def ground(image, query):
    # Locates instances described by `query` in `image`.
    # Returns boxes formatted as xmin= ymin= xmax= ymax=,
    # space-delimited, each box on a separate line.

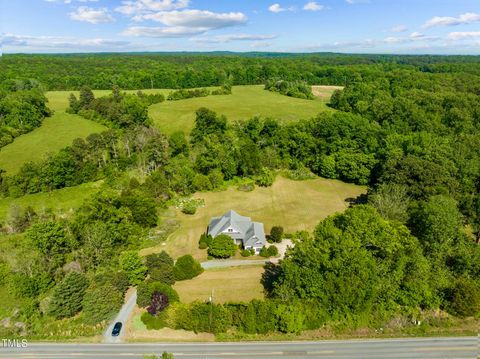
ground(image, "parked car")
xmin=112 ymin=322 xmax=122 ymax=337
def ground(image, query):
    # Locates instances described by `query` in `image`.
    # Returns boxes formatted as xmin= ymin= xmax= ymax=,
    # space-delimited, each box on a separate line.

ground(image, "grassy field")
xmin=0 ymin=181 xmax=102 ymax=221
xmin=46 ymin=89 xmax=173 ymax=113
xmin=174 ymin=266 xmax=265 ymax=303
xmin=141 ymin=175 xmax=366 ymax=261
xmin=0 ymin=113 xmax=106 ymax=174
xmin=149 ymin=85 xmax=332 ymax=134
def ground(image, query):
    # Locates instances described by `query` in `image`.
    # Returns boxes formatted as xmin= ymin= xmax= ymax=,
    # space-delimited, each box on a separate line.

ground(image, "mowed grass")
xmin=174 ymin=266 xmax=265 ymax=303
xmin=0 ymin=113 xmax=106 ymax=174
xmin=141 ymin=176 xmax=366 ymax=261
xmin=0 ymin=181 xmax=102 ymax=221
xmin=149 ymin=85 xmax=332 ymax=135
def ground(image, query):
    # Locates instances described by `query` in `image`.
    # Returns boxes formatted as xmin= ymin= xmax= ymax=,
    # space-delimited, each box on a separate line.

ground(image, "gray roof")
xmin=207 ymin=210 xmax=266 ymax=248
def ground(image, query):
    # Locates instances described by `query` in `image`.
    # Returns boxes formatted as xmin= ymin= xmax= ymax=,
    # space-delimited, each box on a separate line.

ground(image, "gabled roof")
xmin=207 ymin=210 xmax=266 ymax=248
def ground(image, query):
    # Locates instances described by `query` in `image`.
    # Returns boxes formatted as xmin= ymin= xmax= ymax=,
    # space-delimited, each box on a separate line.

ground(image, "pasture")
xmin=149 ymin=85 xmax=332 ymax=134
xmin=0 ymin=113 xmax=106 ymax=174
xmin=141 ymin=175 xmax=366 ymax=261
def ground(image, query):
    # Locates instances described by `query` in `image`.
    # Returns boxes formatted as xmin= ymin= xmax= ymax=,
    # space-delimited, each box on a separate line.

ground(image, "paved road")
xmin=201 ymin=259 xmax=269 ymax=269
xmin=1 ymin=337 xmax=478 ymax=358
xmin=103 ymin=288 xmax=137 ymax=344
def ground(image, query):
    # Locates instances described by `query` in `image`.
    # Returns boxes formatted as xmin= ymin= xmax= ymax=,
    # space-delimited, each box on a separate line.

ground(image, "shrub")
xmin=255 ymin=168 xmax=276 ymax=187
xmin=141 ymin=311 xmax=168 ymax=330
xmin=240 ymin=249 xmax=252 ymax=257
xmin=208 ymin=234 xmax=237 ymax=259
xmin=173 ymin=255 xmax=204 ymax=280
xmin=182 ymin=202 xmax=197 ymax=215
xmin=270 ymin=226 xmax=284 ymax=243
xmin=267 ymin=246 xmax=279 ymax=257
xmin=259 ymin=246 xmax=269 ymax=258
xmin=198 ymin=233 xmax=213 ymax=250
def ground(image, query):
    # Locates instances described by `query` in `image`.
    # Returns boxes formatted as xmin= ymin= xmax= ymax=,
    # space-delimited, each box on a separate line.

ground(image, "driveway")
xmin=201 ymin=259 xmax=269 ymax=269
xmin=104 ymin=288 xmax=137 ymax=344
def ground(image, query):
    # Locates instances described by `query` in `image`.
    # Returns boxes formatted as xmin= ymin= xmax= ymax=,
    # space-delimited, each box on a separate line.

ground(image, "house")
xmin=207 ymin=210 xmax=266 ymax=253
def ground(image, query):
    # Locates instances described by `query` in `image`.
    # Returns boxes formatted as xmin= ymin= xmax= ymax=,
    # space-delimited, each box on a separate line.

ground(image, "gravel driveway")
xmin=103 ymin=288 xmax=137 ymax=344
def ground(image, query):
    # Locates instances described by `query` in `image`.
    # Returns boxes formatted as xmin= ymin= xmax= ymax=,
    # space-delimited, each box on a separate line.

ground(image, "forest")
xmin=0 ymin=53 xmax=479 ymax=339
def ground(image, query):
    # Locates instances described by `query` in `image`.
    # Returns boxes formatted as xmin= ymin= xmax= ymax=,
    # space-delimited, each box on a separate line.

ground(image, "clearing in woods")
xmin=149 ymin=85 xmax=334 ymax=135
xmin=141 ymin=175 xmax=366 ymax=261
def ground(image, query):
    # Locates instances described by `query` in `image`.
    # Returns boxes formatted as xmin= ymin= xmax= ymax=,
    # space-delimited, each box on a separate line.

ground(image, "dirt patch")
xmin=311 ymin=85 xmax=344 ymax=99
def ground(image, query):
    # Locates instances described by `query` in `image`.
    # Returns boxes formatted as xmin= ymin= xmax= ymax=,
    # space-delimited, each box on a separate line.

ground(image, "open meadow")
xmin=141 ymin=175 xmax=366 ymax=261
xmin=149 ymin=85 xmax=332 ymax=134
xmin=0 ymin=113 xmax=106 ymax=174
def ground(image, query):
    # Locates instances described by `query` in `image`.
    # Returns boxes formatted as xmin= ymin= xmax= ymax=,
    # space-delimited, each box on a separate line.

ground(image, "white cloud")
xmin=132 ymin=9 xmax=246 ymax=29
xmin=69 ymin=6 xmax=115 ymax=23
xmin=423 ymin=12 xmax=480 ymax=28
xmin=391 ymin=25 xmax=407 ymax=33
xmin=303 ymin=2 xmax=324 ymax=11
xmin=269 ymin=4 xmax=288 ymax=13
xmin=448 ymin=31 xmax=480 ymax=41
xmin=122 ymin=26 xmax=204 ymax=37
xmin=2 ymin=33 xmax=129 ymax=51
xmin=116 ymin=0 xmax=190 ymax=15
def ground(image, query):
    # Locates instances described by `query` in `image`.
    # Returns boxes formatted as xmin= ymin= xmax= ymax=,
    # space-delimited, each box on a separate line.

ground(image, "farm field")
xmin=174 ymin=266 xmax=265 ymax=303
xmin=141 ymin=175 xmax=366 ymax=261
xmin=149 ymin=85 xmax=333 ymax=134
xmin=0 ymin=181 xmax=103 ymax=221
xmin=0 ymin=113 xmax=106 ymax=174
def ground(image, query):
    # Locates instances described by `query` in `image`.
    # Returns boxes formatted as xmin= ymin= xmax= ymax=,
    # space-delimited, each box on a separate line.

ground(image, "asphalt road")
xmin=103 ymin=288 xmax=137 ymax=344
xmin=1 ymin=337 xmax=478 ymax=359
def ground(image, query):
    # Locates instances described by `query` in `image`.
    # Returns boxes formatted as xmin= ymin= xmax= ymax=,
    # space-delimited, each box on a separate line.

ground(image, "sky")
xmin=1 ymin=0 xmax=480 ymax=54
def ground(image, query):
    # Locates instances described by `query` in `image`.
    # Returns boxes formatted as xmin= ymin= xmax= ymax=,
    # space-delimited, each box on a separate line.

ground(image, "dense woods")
xmin=0 ymin=53 xmax=479 ymax=339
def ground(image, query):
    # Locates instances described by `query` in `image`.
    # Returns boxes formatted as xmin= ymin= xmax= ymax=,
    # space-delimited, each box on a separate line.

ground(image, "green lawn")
xmin=149 ymin=85 xmax=332 ymax=134
xmin=141 ymin=175 xmax=366 ymax=261
xmin=174 ymin=266 xmax=265 ymax=304
xmin=0 ymin=113 xmax=106 ymax=174
xmin=0 ymin=181 xmax=102 ymax=221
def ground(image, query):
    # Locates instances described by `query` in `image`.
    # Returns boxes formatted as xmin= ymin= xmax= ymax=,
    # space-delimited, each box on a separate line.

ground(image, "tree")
xmin=173 ymin=255 xmax=203 ymax=281
xmin=145 ymin=252 xmax=174 ymax=271
xmin=447 ymin=277 xmax=480 ymax=317
xmin=79 ymin=86 xmax=94 ymax=109
xmin=48 ymin=272 xmax=88 ymax=319
xmin=27 ymin=221 xmax=71 ymax=256
xmin=120 ymin=251 xmax=147 ymax=285
xmin=369 ymin=183 xmax=410 ymax=223
xmin=137 ymin=281 xmax=179 ymax=307
xmin=270 ymin=226 xmax=284 ymax=243
xmin=207 ymin=234 xmax=237 ymax=258
xmin=147 ymin=292 xmax=169 ymax=316
xmin=82 ymin=284 xmax=124 ymax=324
xmin=150 ymin=265 xmax=175 ymax=285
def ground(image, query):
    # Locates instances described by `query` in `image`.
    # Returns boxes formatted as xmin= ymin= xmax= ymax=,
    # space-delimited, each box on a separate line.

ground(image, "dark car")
xmin=111 ymin=322 xmax=122 ymax=337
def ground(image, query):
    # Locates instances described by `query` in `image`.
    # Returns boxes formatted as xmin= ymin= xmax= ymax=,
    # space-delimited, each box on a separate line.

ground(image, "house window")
xmin=228 ymin=228 xmax=233 ymax=232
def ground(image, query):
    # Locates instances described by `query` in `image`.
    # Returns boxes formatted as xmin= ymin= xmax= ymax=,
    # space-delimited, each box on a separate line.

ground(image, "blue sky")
xmin=1 ymin=0 xmax=480 ymax=54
